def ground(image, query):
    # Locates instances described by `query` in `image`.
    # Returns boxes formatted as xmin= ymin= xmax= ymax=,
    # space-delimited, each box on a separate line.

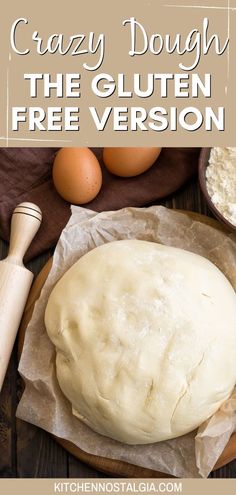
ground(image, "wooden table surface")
xmin=0 ymin=175 xmax=236 ymax=479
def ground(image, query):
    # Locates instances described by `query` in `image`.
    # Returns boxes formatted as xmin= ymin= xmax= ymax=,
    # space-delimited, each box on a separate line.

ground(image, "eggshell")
xmin=103 ymin=147 xmax=162 ymax=177
xmin=53 ymin=148 xmax=102 ymax=204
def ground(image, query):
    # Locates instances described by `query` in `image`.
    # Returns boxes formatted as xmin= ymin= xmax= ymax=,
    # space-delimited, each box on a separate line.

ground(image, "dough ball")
xmin=45 ymin=240 xmax=236 ymax=444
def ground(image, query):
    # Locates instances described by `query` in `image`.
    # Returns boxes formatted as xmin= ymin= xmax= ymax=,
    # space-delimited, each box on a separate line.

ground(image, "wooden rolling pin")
xmin=0 ymin=202 xmax=42 ymax=391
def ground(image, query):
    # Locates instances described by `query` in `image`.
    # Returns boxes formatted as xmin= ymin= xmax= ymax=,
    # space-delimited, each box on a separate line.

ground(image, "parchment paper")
xmin=17 ymin=206 xmax=236 ymax=478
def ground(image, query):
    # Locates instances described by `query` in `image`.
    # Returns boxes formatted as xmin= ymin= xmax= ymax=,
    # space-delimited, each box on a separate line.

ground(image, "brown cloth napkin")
xmin=0 ymin=147 xmax=200 ymax=261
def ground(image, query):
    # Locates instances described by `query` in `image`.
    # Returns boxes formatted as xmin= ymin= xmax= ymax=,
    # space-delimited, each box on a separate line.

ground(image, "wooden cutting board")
xmin=18 ymin=211 xmax=236 ymax=477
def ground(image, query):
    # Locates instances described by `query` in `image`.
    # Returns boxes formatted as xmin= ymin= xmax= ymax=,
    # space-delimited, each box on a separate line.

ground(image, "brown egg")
xmin=53 ymin=148 xmax=102 ymax=204
xmin=103 ymin=147 xmax=162 ymax=177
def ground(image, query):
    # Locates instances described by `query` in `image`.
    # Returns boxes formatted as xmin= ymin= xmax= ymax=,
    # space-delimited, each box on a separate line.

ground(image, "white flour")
xmin=206 ymin=147 xmax=236 ymax=226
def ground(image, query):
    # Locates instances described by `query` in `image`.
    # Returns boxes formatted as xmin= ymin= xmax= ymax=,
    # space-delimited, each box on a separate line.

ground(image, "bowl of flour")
xmin=199 ymin=147 xmax=236 ymax=232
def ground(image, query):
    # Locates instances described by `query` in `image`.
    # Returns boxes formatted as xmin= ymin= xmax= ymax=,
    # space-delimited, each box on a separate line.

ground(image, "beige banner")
xmin=0 ymin=0 xmax=235 ymax=146
xmin=0 ymin=479 xmax=236 ymax=495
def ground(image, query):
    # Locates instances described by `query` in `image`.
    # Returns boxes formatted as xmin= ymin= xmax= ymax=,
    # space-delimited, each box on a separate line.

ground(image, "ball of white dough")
xmin=45 ymin=240 xmax=236 ymax=444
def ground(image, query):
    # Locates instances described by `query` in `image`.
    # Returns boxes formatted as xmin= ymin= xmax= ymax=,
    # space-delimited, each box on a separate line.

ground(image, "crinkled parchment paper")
xmin=17 ymin=206 xmax=236 ymax=478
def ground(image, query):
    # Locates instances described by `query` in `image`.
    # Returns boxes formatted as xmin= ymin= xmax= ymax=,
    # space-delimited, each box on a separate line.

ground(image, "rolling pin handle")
xmin=7 ymin=202 xmax=42 ymax=266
